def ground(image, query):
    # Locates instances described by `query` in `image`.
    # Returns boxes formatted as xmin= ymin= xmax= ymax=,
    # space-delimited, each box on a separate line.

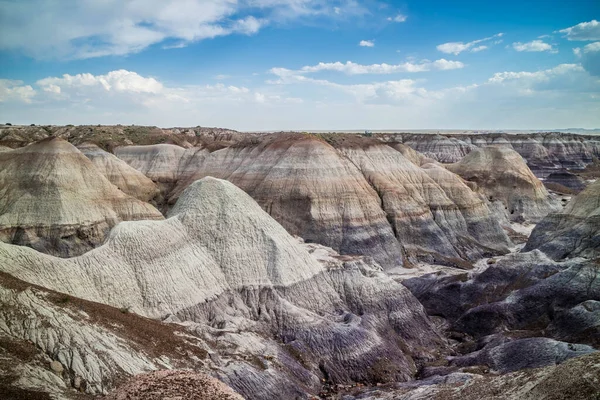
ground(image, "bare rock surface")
xmin=449 ymin=337 xmax=596 ymax=373
xmin=0 ymin=137 xmax=163 ymax=256
xmin=0 ymin=177 xmax=446 ymax=398
xmin=337 ymin=143 xmax=511 ymax=265
xmin=0 ymin=271 xmax=209 ymax=397
xmin=400 ymin=135 xmax=475 ymax=163
xmin=544 ymin=170 xmax=587 ymax=194
xmin=161 ymin=134 xmax=509 ymax=267
xmin=77 ymin=142 xmax=159 ymax=201
xmin=387 ymin=132 xmax=600 ymax=178
xmin=170 ymin=134 xmax=405 ymax=268
xmin=525 ymin=179 xmax=600 ymax=260
xmin=344 ymin=351 xmax=600 ymax=400
xmin=447 ymin=146 xmax=560 ymax=222
xmin=403 ymin=250 xmax=600 ymax=345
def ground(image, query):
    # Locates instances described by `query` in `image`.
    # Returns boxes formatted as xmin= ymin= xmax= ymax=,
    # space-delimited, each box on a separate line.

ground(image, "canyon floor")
xmin=0 ymin=125 xmax=599 ymax=400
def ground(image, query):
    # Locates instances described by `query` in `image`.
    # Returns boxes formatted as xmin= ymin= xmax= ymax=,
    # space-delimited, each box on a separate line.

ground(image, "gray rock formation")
xmin=162 ymin=135 xmax=509 ymax=267
xmin=449 ymin=338 xmax=595 ymax=373
xmin=169 ymin=135 xmax=406 ymax=268
xmin=345 ymin=351 xmax=600 ymax=400
xmin=401 ymin=134 xmax=475 ymax=163
xmin=0 ymin=137 xmax=163 ymax=257
xmin=544 ymin=170 xmax=587 ymax=194
xmin=0 ymin=177 xmax=446 ymax=398
xmin=525 ymin=179 xmax=600 ymax=260
xmin=404 ymin=251 xmax=600 ymax=345
xmin=78 ymin=142 xmax=160 ymax=201
xmin=447 ymin=146 xmax=560 ymax=222
xmin=337 ymin=142 xmax=511 ymax=265
xmin=389 ymin=132 xmax=600 ymax=178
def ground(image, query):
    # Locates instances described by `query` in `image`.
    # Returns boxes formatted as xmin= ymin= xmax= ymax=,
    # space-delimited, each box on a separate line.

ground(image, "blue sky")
xmin=0 ymin=0 xmax=599 ymax=130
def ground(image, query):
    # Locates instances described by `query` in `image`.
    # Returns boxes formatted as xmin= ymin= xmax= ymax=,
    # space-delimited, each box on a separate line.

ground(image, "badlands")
xmin=0 ymin=124 xmax=599 ymax=399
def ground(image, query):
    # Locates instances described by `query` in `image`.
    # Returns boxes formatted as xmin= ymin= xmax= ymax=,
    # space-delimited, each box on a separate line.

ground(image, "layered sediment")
xmin=0 ymin=137 xmax=163 ymax=256
xmin=447 ymin=146 xmax=560 ymax=222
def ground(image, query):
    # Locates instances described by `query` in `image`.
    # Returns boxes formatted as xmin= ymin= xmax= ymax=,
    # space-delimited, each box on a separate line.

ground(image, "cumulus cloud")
xmin=387 ymin=14 xmax=407 ymax=23
xmin=437 ymin=33 xmax=503 ymax=55
xmin=0 ymin=69 xmax=305 ymax=113
xmin=558 ymin=20 xmax=600 ymax=41
xmin=297 ymin=59 xmax=464 ymax=74
xmin=0 ymin=80 xmax=36 ymax=103
xmin=359 ymin=40 xmax=375 ymax=47
xmin=580 ymin=41 xmax=600 ymax=76
xmin=512 ymin=40 xmax=556 ymax=52
xmin=0 ymin=0 xmax=356 ymax=59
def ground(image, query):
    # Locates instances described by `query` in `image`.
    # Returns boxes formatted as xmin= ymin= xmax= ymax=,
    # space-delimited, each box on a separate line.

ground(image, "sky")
xmin=0 ymin=0 xmax=599 ymax=131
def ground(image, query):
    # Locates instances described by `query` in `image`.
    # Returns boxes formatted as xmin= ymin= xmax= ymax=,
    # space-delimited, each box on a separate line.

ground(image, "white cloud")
xmin=297 ymin=59 xmax=464 ymax=75
xmin=0 ymin=80 xmax=36 ymax=103
xmin=573 ymin=47 xmax=582 ymax=57
xmin=487 ymin=64 xmax=583 ymax=84
xmin=2 ymin=64 xmax=599 ymax=130
xmin=37 ymin=70 xmax=164 ymax=95
xmin=584 ymin=41 xmax=600 ymax=53
xmin=437 ymin=33 xmax=503 ymax=55
xmin=512 ymin=40 xmax=556 ymax=52
xmin=387 ymin=14 xmax=407 ymax=23
xmin=558 ymin=20 xmax=600 ymax=41
xmin=359 ymin=40 xmax=375 ymax=47
xmin=0 ymin=0 xmax=354 ymax=59
xmin=580 ymin=41 xmax=600 ymax=76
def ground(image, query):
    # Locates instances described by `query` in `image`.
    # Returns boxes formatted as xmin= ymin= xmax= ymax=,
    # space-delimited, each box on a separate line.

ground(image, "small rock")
xmin=50 ymin=360 xmax=64 ymax=374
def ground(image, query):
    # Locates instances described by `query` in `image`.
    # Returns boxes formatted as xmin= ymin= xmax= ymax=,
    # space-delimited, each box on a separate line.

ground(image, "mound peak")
xmin=0 ymin=137 xmax=163 ymax=256
xmin=447 ymin=145 xmax=560 ymax=222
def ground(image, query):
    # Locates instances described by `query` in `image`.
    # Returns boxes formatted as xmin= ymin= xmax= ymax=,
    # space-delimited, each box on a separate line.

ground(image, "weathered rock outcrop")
xmin=346 ymin=351 xmax=600 ymax=400
xmin=447 ymin=146 xmax=560 ymax=222
xmin=525 ymin=179 xmax=600 ymax=260
xmin=337 ymin=143 xmax=511 ymax=265
xmin=162 ymin=135 xmax=511 ymax=267
xmin=544 ymin=170 xmax=587 ymax=194
xmin=0 ymin=138 xmax=163 ymax=256
xmin=0 ymin=271 xmax=209 ymax=397
xmin=404 ymin=251 xmax=600 ymax=346
xmin=170 ymin=135 xmax=405 ymax=268
xmin=78 ymin=142 xmax=159 ymax=201
xmin=401 ymin=135 xmax=475 ymax=163
xmin=449 ymin=338 xmax=595 ymax=373
xmin=389 ymin=132 xmax=600 ymax=178
xmin=0 ymin=177 xmax=446 ymax=398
